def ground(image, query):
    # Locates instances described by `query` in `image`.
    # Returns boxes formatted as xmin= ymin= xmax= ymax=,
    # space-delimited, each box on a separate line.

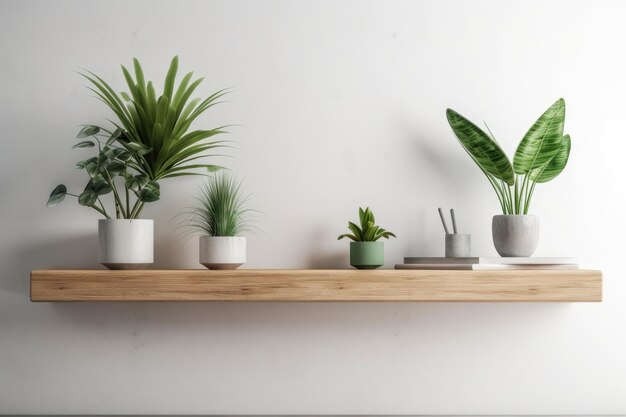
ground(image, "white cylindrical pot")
xmin=492 ymin=215 xmax=539 ymax=257
xmin=199 ymin=236 xmax=246 ymax=270
xmin=98 ymin=219 xmax=154 ymax=269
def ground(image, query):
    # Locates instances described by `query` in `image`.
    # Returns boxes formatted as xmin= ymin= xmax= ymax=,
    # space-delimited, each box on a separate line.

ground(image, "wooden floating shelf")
xmin=30 ymin=269 xmax=602 ymax=302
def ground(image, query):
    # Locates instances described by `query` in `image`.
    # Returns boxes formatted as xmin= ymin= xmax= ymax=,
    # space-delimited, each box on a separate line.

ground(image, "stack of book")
xmin=395 ymin=257 xmax=578 ymax=270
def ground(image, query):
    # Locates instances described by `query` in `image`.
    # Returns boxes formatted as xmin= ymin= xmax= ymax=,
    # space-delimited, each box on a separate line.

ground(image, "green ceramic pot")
xmin=350 ymin=241 xmax=384 ymax=269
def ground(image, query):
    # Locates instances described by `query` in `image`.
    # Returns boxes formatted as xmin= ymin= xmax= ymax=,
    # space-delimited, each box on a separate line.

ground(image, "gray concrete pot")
xmin=492 ymin=215 xmax=539 ymax=257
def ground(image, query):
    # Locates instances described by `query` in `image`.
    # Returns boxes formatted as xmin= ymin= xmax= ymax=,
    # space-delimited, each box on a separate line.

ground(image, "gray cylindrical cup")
xmin=445 ymin=234 xmax=471 ymax=257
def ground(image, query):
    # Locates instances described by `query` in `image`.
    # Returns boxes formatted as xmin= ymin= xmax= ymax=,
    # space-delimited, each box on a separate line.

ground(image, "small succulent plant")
xmin=337 ymin=207 xmax=396 ymax=242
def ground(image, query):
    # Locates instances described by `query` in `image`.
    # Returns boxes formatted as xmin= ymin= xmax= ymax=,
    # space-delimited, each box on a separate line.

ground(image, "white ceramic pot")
xmin=98 ymin=219 xmax=154 ymax=269
xmin=199 ymin=236 xmax=246 ymax=270
xmin=492 ymin=215 xmax=539 ymax=257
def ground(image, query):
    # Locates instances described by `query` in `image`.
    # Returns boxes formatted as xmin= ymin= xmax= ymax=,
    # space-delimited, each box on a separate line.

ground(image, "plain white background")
xmin=0 ymin=0 xmax=624 ymax=414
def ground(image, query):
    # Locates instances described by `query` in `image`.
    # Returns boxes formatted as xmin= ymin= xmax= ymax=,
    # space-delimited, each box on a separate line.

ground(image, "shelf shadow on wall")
xmin=41 ymin=300 xmax=572 ymax=360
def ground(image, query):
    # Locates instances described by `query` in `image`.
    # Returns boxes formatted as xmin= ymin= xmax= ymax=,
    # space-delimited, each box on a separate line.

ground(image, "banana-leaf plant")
xmin=337 ymin=207 xmax=397 ymax=242
xmin=81 ymin=56 xmax=229 ymax=185
xmin=47 ymin=126 xmax=160 ymax=219
xmin=446 ymin=98 xmax=571 ymax=215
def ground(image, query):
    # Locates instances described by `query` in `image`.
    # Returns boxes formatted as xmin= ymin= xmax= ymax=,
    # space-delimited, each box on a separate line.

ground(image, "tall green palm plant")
xmin=81 ymin=56 xmax=228 ymax=183
xmin=446 ymin=98 xmax=571 ymax=214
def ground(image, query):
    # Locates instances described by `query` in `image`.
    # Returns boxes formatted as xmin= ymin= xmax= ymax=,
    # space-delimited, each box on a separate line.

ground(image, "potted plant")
xmin=446 ymin=98 xmax=571 ymax=257
xmin=47 ymin=56 xmax=229 ymax=268
xmin=337 ymin=207 xmax=396 ymax=269
xmin=181 ymin=173 xmax=254 ymax=269
xmin=47 ymin=126 xmax=160 ymax=269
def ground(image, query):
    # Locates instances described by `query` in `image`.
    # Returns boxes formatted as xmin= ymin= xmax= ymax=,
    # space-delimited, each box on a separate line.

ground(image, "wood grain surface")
xmin=30 ymin=269 xmax=602 ymax=302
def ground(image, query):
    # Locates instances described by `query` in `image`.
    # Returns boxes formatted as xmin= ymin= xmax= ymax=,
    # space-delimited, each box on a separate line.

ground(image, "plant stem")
xmin=104 ymin=172 xmax=127 ymax=218
xmin=514 ymin=176 xmax=520 ymax=214
xmin=130 ymin=201 xmax=145 ymax=219
xmin=519 ymin=173 xmax=531 ymax=214
xmin=506 ymin=183 xmax=514 ymax=214
xmin=485 ymin=174 xmax=507 ymax=214
xmin=95 ymin=198 xmax=110 ymax=219
xmin=524 ymin=179 xmax=538 ymax=214
xmin=125 ymin=185 xmax=130 ymax=218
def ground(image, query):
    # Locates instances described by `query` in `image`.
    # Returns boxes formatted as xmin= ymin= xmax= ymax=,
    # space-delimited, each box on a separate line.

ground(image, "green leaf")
xmin=46 ymin=184 xmax=67 ymax=207
xmin=446 ymin=109 xmax=515 ymax=185
xmin=116 ymin=150 xmax=132 ymax=162
xmin=97 ymin=152 xmax=112 ymax=170
xmin=205 ymin=165 xmax=223 ymax=172
xmin=125 ymin=174 xmax=150 ymax=192
xmin=364 ymin=225 xmax=380 ymax=242
xmin=172 ymin=72 xmax=194 ymax=108
xmin=125 ymin=142 xmax=152 ymax=155
xmin=138 ymin=181 xmax=160 ymax=202
xmin=106 ymin=128 xmax=123 ymax=145
xmin=107 ymin=160 xmax=126 ymax=177
xmin=358 ymin=207 xmax=366 ymax=226
xmin=530 ymin=134 xmax=571 ymax=183
xmin=337 ymin=233 xmax=358 ymax=241
xmin=138 ymin=189 xmax=160 ymax=202
xmin=513 ymin=98 xmax=566 ymax=174
xmin=133 ymin=58 xmax=147 ymax=97
xmin=85 ymin=178 xmax=112 ymax=196
xmin=144 ymin=180 xmax=160 ymax=191
xmin=163 ymin=56 xmax=179 ymax=103
xmin=78 ymin=190 xmax=97 ymax=206
xmin=72 ymin=140 xmax=95 ymax=149
xmin=364 ymin=207 xmax=374 ymax=226
xmin=104 ymin=147 xmax=122 ymax=160
xmin=77 ymin=125 xmax=100 ymax=138
xmin=83 ymin=158 xmax=100 ymax=177
xmin=375 ymin=230 xmax=397 ymax=240
xmin=347 ymin=221 xmax=363 ymax=241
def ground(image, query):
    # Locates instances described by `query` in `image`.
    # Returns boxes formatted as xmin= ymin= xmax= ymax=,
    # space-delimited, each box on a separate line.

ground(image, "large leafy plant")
xmin=446 ymin=98 xmax=571 ymax=215
xmin=46 ymin=126 xmax=160 ymax=219
xmin=182 ymin=173 xmax=254 ymax=237
xmin=337 ymin=207 xmax=397 ymax=242
xmin=47 ymin=56 xmax=229 ymax=219
xmin=81 ymin=56 xmax=228 ymax=182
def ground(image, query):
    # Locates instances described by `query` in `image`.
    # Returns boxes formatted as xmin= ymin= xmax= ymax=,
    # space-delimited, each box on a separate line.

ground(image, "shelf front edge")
xmin=30 ymin=269 xmax=602 ymax=302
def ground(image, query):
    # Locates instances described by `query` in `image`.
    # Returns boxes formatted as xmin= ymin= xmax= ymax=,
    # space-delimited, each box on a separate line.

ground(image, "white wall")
xmin=0 ymin=0 xmax=624 ymax=414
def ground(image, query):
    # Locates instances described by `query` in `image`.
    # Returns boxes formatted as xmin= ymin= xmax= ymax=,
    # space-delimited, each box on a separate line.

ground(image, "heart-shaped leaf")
xmin=76 ymin=156 xmax=101 ymax=177
xmin=125 ymin=174 xmax=150 ymax=192
xmin=144 ymin=180 xmax=160 ymax=192
xmin=46 ymin=184 xmax=67 ymax=207
xmin=76 ymin=157 xmax=97 ymax=169
xmin=85 ymin=178 xmax=112 ymax=196
xmin=97 ymin=152 xmax=112 ymax=170
xmin=107 ymin=161 xmax=126 ymax=177
xmin=78 ymin=190 xmax=97 ymax=206
xmin=138 ymin=185 xmax=160 ymax=202
xmin=77 ymin=125 xmax=100 ymax=138
xmin=116 ymin=149 xmax=132 ymax=162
